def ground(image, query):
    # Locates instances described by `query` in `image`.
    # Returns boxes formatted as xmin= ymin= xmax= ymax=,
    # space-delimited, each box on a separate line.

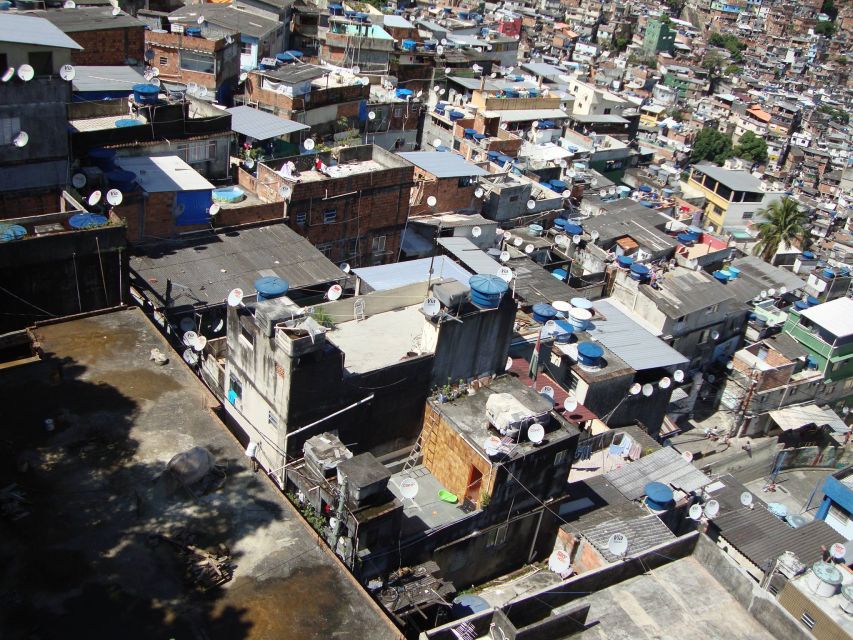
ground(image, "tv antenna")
xmin=87 ymin=190 xmax=102 ymax=206
xmin=703 ymin=499 xmax=720 ymax=519
xmin=208 ymin=203 xmax=220 ymax=217
xmin=548 ymin=549 xmax=571 ymax=574
xmin=227 ymin=287 xmax=245 ymax=307
xmin=740 ymin=491 xmax=753 ymax=507
xmin=303 ymin=138 xmax=315 ymax=151
xmin=496 ymin=266 xmax=513 ymax=283
xmin=426 ymin=195 xmax=437 ymax=207
xmin=17 ymin=64 xmax=34 ymax=82
xmin=182 ymin=330 xmax=199 ymax=347
xmin=193 ymin=335 xmax=207 ymax=352
xmin=688 ymin=504 xmax=703 ymax=520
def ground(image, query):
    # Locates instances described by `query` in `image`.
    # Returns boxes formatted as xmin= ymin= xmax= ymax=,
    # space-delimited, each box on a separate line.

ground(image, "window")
xmin=28 ymin=51 xmax=52 ymax=76
xmin=240 ymin=323 xmax=255 ymax=350
xmin=800 ymin=612 xmax=815 ymax=630
xmin=323 ymin=208 xmax=337 ymax=224
xmin=159 ymin=56 xmax=168 ymax=66
xmin=268 ymin=410 xmax=278 ymax=427
xmin=509 ymin=195 xmax=519 ymax=202
xmin=0 ymin=117 xmax=21 ymax=146
xmin=741 ymin=211 xmax=754 ymax=220
xmin=554 ymin=450 xmax=568 ymax=466
xmin=603 ymin=108 xmax=611 ymax=115
xmin=698 ymin=329 xmax=710 ymax=345
xmin=295 ymin=211 xmax=307 ymax=225
xmin=372 ymin=235 xmax=386 ymax=253
xmin=180 ymin=50 xmax=215 ymax=74
xmin=346 ymin=237 xmax=359 ymax=256
xmin=317 ymin=242 xmax=333 ymax=257
xmin=486 ymin=524 xmax=508 ymax=547
xmin=177 ymin=140 xmax=216 ymax=163
xmin=229 ymin=375 xmax=242 ymax=400
xmin=240 ymin=42 xmax=253 ymax=55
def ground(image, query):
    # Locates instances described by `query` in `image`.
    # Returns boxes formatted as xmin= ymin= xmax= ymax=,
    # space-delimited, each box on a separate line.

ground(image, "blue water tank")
xmin=531 ymin=303 xmax=557 ymax=323
xmin=69 ymin=213 xmax=109 ymax=229
xmin=115 ymin=118 xmax=143 ymax=128
xmin=570 ymin=297 xmax=593 ymax=311
xmin=807 ymin=295 xmax=820 ymax=306
xmin=255 ymin=276 xmax=289 ymax=301
xmin=727 ymin=266 xmax=741 ymax=279
xmin=185 ymin=26 xmax=202 ymax=36
xmin=434 ymin=102 xmax=447 ymax=115
xmin=276 ymin=50 xmax=304 ymax=63
xmin=645 ymin=482 xmax=674 ymax=510
xmin=528 ymin=223 xmax=543 ymax=236
xmin=802 ymin=251 xmax=815 ymax=259
xmin=448 ymin=110 xmax=465 ymax=121
xmin=677 ymin=232 xmax=695 ymax=245
xmin=563 ymin=223 xmax=583 ymax=236
xmin=551 ymin=268 xmax=568 ymax=281
xmin=132 ymin=83 xmax=160 ymax=105
xmin=629 ymin=263 xmax=650 ymax=282
xmin=395 ymin=88 xmax=413 ymax=99
xmin=577 ymin=341 xmax=603 ymax=367
xmin=712 ymin=270 xmax=730 ymax=284
xmin=794 ymin=300 xmax=809 ymax=310
xmin=463 ymin=127 xmax=477 ymax=139
xmin=553 ymin=218 xmax=567 ymax=230
xmin=550 ymin=179 xmax=567 ymax=191
xmin=616 ymin=255 xmax=633 ymax=269
xmin=823 ymin=268 xmax=836 ymax=278
xmin=468 ymin=274 xmax=508 ymax=308
xmin=402 ymin=39 xmax=417 ymax=51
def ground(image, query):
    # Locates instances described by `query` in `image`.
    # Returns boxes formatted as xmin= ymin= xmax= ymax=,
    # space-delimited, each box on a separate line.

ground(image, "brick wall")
xmin=70 ymin=27 xmax=145 ymax=66
xmin=422 ymin=404 xmax=495 ymax=506
xmin=410 ymin=169 xmax=476 ymax=216
xmin=145 ymin=31 xmax=239 ymax=92
xmin=0 ymin=190 xmax=66 ymax=221
xmin=215 ymin=201 xmax=283 ymax=227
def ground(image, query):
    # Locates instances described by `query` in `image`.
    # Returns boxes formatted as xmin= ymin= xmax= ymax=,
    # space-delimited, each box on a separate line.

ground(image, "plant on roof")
xmin=752 ymin=197 xmax=811 ymax=263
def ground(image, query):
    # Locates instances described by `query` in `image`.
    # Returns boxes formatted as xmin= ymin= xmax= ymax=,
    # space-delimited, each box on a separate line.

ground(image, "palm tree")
xmin=752 ymin=197 xmax=810 ymax=262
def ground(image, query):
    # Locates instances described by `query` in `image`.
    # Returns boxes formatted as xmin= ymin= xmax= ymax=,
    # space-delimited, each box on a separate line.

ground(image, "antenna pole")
xmin=426 ymin=221 xmax=441 ymax=295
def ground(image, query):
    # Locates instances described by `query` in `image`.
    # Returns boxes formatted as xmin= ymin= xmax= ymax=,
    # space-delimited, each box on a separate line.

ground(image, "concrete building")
xmin=778 ymin=559 xmax=853 ymax=640
xmin=566 ymin=79 xmax=630 ymax=117
xmin=642 ymin=18 xmax=676 ymax=55
xmin=0 ymin=15 xmax=81 ymax=198
xmin=815 ymin=466 xmax=853 ymax=539
xmin=687 ymin=164 xmax=784 ymax=234
xmin=399 ymin=151 xmax=490 ymax=217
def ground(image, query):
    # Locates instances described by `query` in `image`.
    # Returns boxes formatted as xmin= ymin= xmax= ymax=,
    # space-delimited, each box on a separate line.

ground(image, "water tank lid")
xmin=468 ymin=274 xmax=509 ymax=295
xmin=813 ymin=562 xmax=843 ymax=585
xmin=570 ymin=297 xmax=593 ymax=310
xmin=630 ymin=263 xmax=650 ymax=276
xmin=616 ymin=255 xmax=634 ymax=267
xmin=553 ymin=218 xmax=568 ymax=228
xmin=794 ymin=300 xmax=809 ymax=310
xmin=645 ymin=481 xmax=673 ymax=504
xmin=569 ymin=307 xmax=592 ymax=321
xmin=529 ymin=223 xmax=544 ymax=233
xmin=785 ymin=514 xmax=808 ymax=528
xmin=577 ymin=342 xmax=604 ymax=359
xmin=550 ymin=179 xmax=567 ymax=189
xmin=69 ymin=213 xmax=109 ymax=229
xmin=802 ymin=251 xmax=815 ymax=259
xmin=132 ymin=83 xmax=160 ymax=95
xmin=532 ymin=303 xmax=557 ymax=318
xmin=807 ymin=295 xmax=821 ymax=305
xmin=564 ymin=223 xmax=583 ymax=235
xmin=254 ymin=276 xmax=289 ymax=297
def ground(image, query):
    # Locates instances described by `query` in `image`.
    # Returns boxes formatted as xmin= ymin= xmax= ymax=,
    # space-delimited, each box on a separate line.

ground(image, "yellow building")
xmin=687 ymin=164 xmax=779 ymax=233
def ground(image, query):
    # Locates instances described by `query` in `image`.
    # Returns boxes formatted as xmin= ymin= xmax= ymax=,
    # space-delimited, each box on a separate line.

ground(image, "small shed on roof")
xmin=225 ymin=106 xmax=310 ymax=141
xmin=397 ymin=152 xmax=490 ymax=179
xmin=352 ymin=256 xmax=472 ymax=291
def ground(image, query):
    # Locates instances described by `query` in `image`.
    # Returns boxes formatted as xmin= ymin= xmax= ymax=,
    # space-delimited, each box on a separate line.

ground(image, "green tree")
xmin=724 ymin=64 xmax=742 ymax=75
xmin=815 ymin=21 xmax=836 ymax=36
xmin=734 ymin=131 xmax=768 ymax=164
xmin=707 ymin=32 xmax=746 ymax=62
xmin=821 ymin=0 xmax=838 ymax=20
xmin=752 ymin=198 xmax=811 ymax=262
xmin=690 ymin=128 xmax=733 ymax=165
xmin=818 ymin=104 xmax=850 ymax=124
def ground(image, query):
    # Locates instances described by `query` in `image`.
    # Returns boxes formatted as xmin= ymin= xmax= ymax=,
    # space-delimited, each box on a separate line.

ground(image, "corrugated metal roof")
xmin=114 ymin=155 xmax=214 ymax=193
xmin=130 ymin=223 xmax=344 ymax=312
xmin=72 ymin=65 xmax=146 ymax=93
xmin=226 ymin=106 xmax=309 ymax=140
xmin=381 ymin=14 xmax=414 ymax=28
xmin=604 ymin=447 xmax=711 ymax=500
xmin=352 ymin=256 xmax=472 ymax=291
xmin=800 ymin=297 xmax=853 ymax=338
xmin=725 ymin=255 xmax=806 ymax=303
xmin=32 ymin=7 xmax=144 ymax=32
xmin=437 ymin=237 xmax=500 ymax=275
xmin=769 ymin=404 xmax=847 ymax=432
xmin=0 ymin=14 xmax=83 ymax=49
xmin=642 ymin=268 xmax=736 ymax=318
xmin=506 ymin=255 xmax=582 ymax=306
xmin=583 ymin=515 xmax=676 ymax=562
xmin=397 ymin=152 xmax=490 ymax=179
xmin=590 ymin=299 xmax=688 ymax=370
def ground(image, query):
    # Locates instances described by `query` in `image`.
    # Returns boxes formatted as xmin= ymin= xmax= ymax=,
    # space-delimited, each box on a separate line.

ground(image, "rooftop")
xmin=114 ymin=155 xmax=214 ymax=193
xmin=31 ymin=6 xmax=145 ymax=33
xmin=0 ymin=308 xmax=399 ymax=639
xmin=0 ymin=13 xmax=83 ymax=49
xmin=724 ymin=255 xmax=806 ymax=303
xmin=787 ymin=567 xmax=853 ymax=638
xmin=799 ymin=297 xmax=853 ymax=338
xmin=169 ymin=5 xmax=279 ymax=38
xmin=352 ymin=257 xmax=472 ymax=292
xmin=436 ymin=237 xmax=500 ymax=275
xmin=604 ymin=447 xmax=712 ymax=500
xmin=226 ymin=106 xmax=309 ymax=140
xmin=582 ymin=202 xmax=679 ymax=255
xmin=397 ymin=152 xmax=490 ymax=179
xmin=481 ymin=108 xmax=571 ymax=123
xmin=256 ymin=64 xmax=327 ymax=84
xmin=130 ymin=222 xmax=345 ymax=312
xmin=642 ymin=268 xmax=736 ymax=318
xmin=691 ymin=163 xmax=765 ymax=193
xmin=71 ymin=65 xmax=146 ymax=93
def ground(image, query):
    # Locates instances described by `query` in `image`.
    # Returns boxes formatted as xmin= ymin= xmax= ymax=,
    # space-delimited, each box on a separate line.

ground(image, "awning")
xmin=769 ymin=404 xmax=845 ymax=432
xmin=225 ymin=106 xmax=309 ymax=141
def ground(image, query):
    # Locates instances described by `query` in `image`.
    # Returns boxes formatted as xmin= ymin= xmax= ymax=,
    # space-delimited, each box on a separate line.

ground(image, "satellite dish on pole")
xmin=831 ymin=543 xmax=847 ymax=560
xmin=279 ymin=185 xmax=292 ymax=199
xmin=740 ymin=491 xmax=753 ymax=507
xmin=471 ymin=225 xmax=482 ymax=237
xmin=548 ymin=549 xmax=571 ymax=574
xmin=659 ymin=377 xmax=671 ymax=389
xmin=525 ymin=244 xmax=534 ymax=254
xmin=183 ymin=348 xmax=199 ymax=366
xmin=182 ymin=330 xmax=199 ymax=347
xmin=688 ymin=504 xmax=703 ymax=521
xmin=17 ymin=65 xmax=34 ymax=82
xmin=59 ymin=64 xmax=76 ymax=81
xmin=564 ymin=396 xmax=578 ymax=411
xmin=368 ymin=111 xmax=376 ymax=120
xmin=427 ymin=195 xmax=437 ymax=207
xmin=528 ymin=423 xmax=545 ymax=444
xmin=432 ymin=138 xmax=442 ymax=148
xmin=496 ymin=266 xmax=513 ymax=283
xmin=12 ymin=131 xmax=28 ymax=148
xmin=513 ymin=237 xmax=523 ymax=247
xmin=399 ymin=477 xmax=419 ymax=500
xmin=673 ymin=369 xmax=685 ymax=383
xmin=642 ymin=383 xmax=654 ymax=397
xmin=527 ymin=200 xmax=536 ymax=210
xmin=422 ymin=296 xmax=440 ymax=317
xmin=703 ymin=499 xmax=720 ymax=519
xmin=303 ymin=138 xmax=315 ymax=151
xmin=629 ymin=383 xmax=641 ymax=395
xmin=88 ymin=190 xmax=102 ymax=206
xmin=106 ymin=189 xmax=123 ymax=206
xmin=499 ymin=251 xmax=510 ymax=263
xmin=1 ymin=67 xmax=14 ymax=83
xmin=197 ymin=15 xmax=205 ymax=24
xmin=340 ymin=262 xmax=351 ymax=274
xmin=540 ymin=385 xmax=554 ymax=399
xmin=193 ymin=335 xmax=207 ymax=352
xmin=72 ymin=173 xmax=86 ymax=189
xmin=607 ymin=533 xmax=628 ymax=558
xmin=327 ymin=284 xmax=343 ymax=301
xmin=227 ymin=288 xmax=244 ymax=307
xmin=208 ymin=203 xmax=220 ymax=217
xmin=474 ymin=187 xmax=484 ymax=198
xmin=682 ymin=450 xmax=693 ymax=463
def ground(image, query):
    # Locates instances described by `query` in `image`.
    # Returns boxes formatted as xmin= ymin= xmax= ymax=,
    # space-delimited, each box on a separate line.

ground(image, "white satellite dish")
xmin=589 ymin=230 xmax=600 ymax=242
xmin=659 ymin=377 xmax=671 ymax=389
xmin=707 ymin=374 xmax=716 ymax=383
xmin=779 ymin=286 xmax=787 ymax=295
xmin=505 ymin=356 xmax=513 ymax=371
xmin=540 ymin=385 xmax=554 ymax=399
xmin=440 ymin=38 xmax=447 ymax=45
xmin=151 ymin=78 xmax=161 ymax=88
xmin=303 ymin=138 xmax=315 ymax=150
xmin=527 ymin=200 xmax=536 ymax=210
xmin=278 ymin=185 xmax=292 ymax=199
xmin=209 ymin=203 xmax=220 ymax=217
xmin=768 ymin=288 xmax=776 ymax=297
xmin=760 ymin=289 xmax=768 ymax=299
xmin=499 ymin=251 xmax=510 ymax=263
xmin=629 ymin=383 xmax=642 ymax=395
xmin=193 ymin=335 xmax=207 ymax=352
xmin=548 ymin=549 xmax=571 ymax=574
xmin=182 ymin=330 xmax=199 ymax=347
xmin=151 ymin=67 xmax=160 ymax=77
xmin=213 ymin=318 xmax=224 ymax=332
xmin=399 ymin=477 xmax=419 ymax=499
xmin=562 ymin=189 xmax=572 ymax=198
xmin=197 ymin=15 xmax=205 ymax=24
xmin=642 ymin=384 xmax=654 ymax=397
xmin=703 ymin=499 xmax=720 ymax=519
xmin=106 ymin=189 xmax=123 ymax=206
xmin=12 ymin=131 xmax=28 ymax=147
xmin=112 ymin=6 xmax=121 ymax=15
xmin=525 ymin=244 xmax=534 ymax=254
xmin=17 ymin=64 xmax=34 ymax=82
xmin=555 ymin=235 xmax=568 ymax=247
xmin=59 ymin=64 xmax=75 ymax=81
xmin=711 ymin=330 xmax=720 ymax=341
xmin=564 ymin=396 xmax=578 ymax=411
xmin=71 ymin=173 xmax=86 ymax=189
xmin=503 ymin=230 xmax=512 ymax=239
xmin=739 ymin=491 xmax=753 ymax=507
xmin=436 ymin=45 xmax=444 ymax=55
xmin=474 ymin=187 xmax=484 ymax=198
xmin=830 ymin=543 xmax=847 ymax=560
xmin=433 ymin=138 xmax=442 ymax=148
xmin=427 ymin=195 xmax=437 ymax=207
xmin=88 ymin=190 xmax=102 ymax=206
xmin=513 ymin=237 xmax=523 ymax=247
xmin=528 ymin=423 xmax=545 ymax=444
xmin=340 ymin=262 xmax=351 ymax=274
xmin=328 ymin=516 xmax=338 ymax=531
xmin=327 ymin=284 xmax=343 ymax=301
xmin=183 ymin=348 xmax=199 ymax=366
xmin=496 ymin=266 xmax=513 ymax=283
xmin=351 ymin=66 xmax=361 ymax=74
xmin=197 ymin=86 xmax=208 ymax=98
xmin=422 ymin=296 xmax=440 ymax=317
xmin=682 ymin=450 xmax=694 ymax=463
xmin=187 ymin=81 xmax=198 ymax=94
xmin=239 ymin=72 xmax=248 ymax=83
xmin=1 ymin=67 xmax=14 ymax=83
xmin=416 ymin=90 xmax=423 ymax=98
xmin=472 ymin=226 xmax=482 ymax=238
xmin=368 ymin=111 xmax=376 ymax=120
xmin=433 ymin=85 xmax=441 ymax=93
xmin=227 ymin=288 xmax=244 ymax=307
xmin=607 ymin=532 xmax=628 ymax=557
xmin=572 ymin=235 xmax=582 ymax=245
xmin=673 ymin=370 xmax=685 ymax=383
xmin=244 ymin=158 xmax=255 ymax=169
xmin=688 ymin=504 xmax=703 ymax=521
xmin=63 ymin=0 xmax=76 ymax=7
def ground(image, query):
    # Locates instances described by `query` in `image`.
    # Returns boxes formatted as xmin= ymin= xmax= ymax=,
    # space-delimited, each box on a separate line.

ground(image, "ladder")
xmin=401 ymin=406 xmax=440 ymax=475
xmin=353 ymin=298 xmax=365 ymax=322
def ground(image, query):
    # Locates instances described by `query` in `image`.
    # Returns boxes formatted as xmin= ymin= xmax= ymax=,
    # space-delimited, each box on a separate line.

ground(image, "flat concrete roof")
xmin=1 ymin=309 xmax=400 ymax=640
xmin=328 ymin=303 xmax=431 ymax=374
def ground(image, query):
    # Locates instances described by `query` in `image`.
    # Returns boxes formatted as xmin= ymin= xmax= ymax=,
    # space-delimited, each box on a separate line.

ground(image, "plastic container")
xmin=629 ymin=263 xmax=651 ymax=282
xmin=0 ymin=223 xmax=27 ymax=242
xmin=577 ymin=341 xmax=603 ymax=367
xmin=645 ymin=482 xmax=674 ymax=511
xmin=563 ymin=223 xmax=583 ymax=236
xmin=212 ymin=186 xmax=246 ymax=203
xmin=570 ymin=297 xmax=593 ymax=311
xmin=254 ymin=276 xmax=289 ymax=301
xmin=531 ymin=303 xmax=557 ymax=323
xmin=132 ymin=83 xmax=160 ymax=105
xmin=568 ymin=307 xmax=592 ymax=331
xmin=616 ymin=255 xmax=634 ymax=269
xmin=468 ymin=274 xmax=508 ymax=308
